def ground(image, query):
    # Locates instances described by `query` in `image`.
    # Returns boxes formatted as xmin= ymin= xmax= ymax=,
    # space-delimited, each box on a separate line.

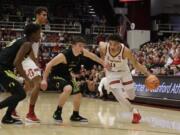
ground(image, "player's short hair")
xmin=108 ymin=34 xmax=124 ymax=43
xmin=34 ymin=6 xmax=48 ymax=15
xmin=71 ymin=36 xmax=86 ymax=45
xmin=24 ymin=23 xmax=41 ymax=37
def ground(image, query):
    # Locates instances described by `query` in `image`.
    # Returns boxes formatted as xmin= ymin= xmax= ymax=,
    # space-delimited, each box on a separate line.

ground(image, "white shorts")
xmin=22 ymin=57 xmax=41 ymax=80
xmin=106 ymin=70 xmax=134 ymax=91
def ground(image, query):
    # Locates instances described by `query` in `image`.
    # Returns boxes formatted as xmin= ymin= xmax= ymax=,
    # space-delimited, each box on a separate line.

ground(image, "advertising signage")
xmin=133 ymin=76 xmax=180 ymax=100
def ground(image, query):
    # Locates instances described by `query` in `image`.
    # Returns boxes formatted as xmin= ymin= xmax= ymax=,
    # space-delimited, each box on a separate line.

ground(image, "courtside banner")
xmin=133 ymin=76 xmax=180 ymax=100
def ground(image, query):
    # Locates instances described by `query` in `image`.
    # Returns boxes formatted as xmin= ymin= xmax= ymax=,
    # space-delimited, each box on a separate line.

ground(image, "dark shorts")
xmin=47 ymin=75 xmax=82 ymax=95
xmin=0 ymin=68 xmax=24 ymax=94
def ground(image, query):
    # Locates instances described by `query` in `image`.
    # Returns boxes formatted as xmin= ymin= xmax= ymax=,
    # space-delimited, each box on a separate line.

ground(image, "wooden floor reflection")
xmin=0 ymin=92 xmax=180 ymax=135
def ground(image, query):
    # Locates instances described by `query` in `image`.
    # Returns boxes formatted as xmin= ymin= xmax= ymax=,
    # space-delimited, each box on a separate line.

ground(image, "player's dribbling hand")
xmin=40 ymin=80 xmax=48 ymax=91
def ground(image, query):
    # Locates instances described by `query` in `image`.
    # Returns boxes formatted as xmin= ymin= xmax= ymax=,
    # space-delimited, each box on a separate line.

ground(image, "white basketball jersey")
xmin=31 ymin=21 xmax=44 ymax=58
xmin=32 ymin=42 xmax=39 ymax=58
xmin=105 ymin=43 xmax=130 ymax=73
xmin=32 ymin=32 xmax=43 ymax=58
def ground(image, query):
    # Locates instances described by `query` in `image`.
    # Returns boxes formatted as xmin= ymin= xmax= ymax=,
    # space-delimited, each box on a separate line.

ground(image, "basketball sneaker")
xmin=53 ymin=111 xmax=63 ymax=123
xmin=11 ymin=110 xmax=20 ymax=119
xmin=70 ymin=114 xmax=88 ymax=122
xmin=2 ymin=116 xmax=23 ymax=124
xmin=25 ymin=112 xmax=40 ymax=123
xmin=132 ymin=113 xmax=141 ymax=124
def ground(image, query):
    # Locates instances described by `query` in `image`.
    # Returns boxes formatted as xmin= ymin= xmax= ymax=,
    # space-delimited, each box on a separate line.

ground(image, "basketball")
xmin=145 ymin=75 xmax=160 ymax=91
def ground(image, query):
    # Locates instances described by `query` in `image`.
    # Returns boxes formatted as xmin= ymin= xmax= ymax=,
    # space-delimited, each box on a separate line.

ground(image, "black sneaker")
xmin=1 ymin=116 xmax=23 ymax=124
xmin=53 ymin=111 xmax=63 ymax=123
xmin=70 ymin=115 xmax=88 ymax=122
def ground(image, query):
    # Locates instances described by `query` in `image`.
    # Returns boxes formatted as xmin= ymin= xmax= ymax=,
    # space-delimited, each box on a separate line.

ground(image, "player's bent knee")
xmin=128 ymin=94 xmax=135 ymax=100
xmin=73 ymin=92 xmax=82 ymax=96
xmin=126 ymin=89 xmax=135 ymax=100
xmin=32 ymin=75 xmax=42 ymax=84
xmin=63 ymin=85 xmax=72 ymax=94
xmin=30 ymin=76 xmax=42 ymax=90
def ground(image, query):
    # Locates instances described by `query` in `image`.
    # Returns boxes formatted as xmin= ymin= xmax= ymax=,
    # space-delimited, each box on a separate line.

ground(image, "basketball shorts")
xmin=106 ymin=71 xmax=134 ymax=91
xmin=47 ymin=75 xmax=82 ymax=95
xmin=0 ymin=67 xmax=24 ymax=93
xmin=22 ymin=57 xmax=41 ymax=80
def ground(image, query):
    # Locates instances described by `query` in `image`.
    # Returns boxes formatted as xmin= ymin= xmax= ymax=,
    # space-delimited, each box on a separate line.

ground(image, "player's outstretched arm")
xmin=43 ymin=53 xmax=65 ymax=81
xmin=41 ymin=53 xmax=66 ymax=90
xmin=99 ymin=41 xmax=107 ymax=60
xmin=124 ymin=47 xmax=151 ymax=76
xmin=83 ymin=48 xmax=105 ymax=67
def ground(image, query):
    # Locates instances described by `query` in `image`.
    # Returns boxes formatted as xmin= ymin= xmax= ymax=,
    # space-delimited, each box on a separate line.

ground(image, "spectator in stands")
xmin=25 ymin=17 xmax=31 ymax=26
xmin=174 ymin=66 xmax=180 ymax=76
xmin=45 ymin=22 xmax=51 ymax=31
xmin=171 ymin=46 xmax=180 ymax=65
xmin=96 ymin=33 xmax=105 ymax=45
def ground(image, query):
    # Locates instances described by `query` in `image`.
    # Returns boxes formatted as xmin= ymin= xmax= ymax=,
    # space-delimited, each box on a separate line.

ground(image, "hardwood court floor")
xmin=0 ymin=92 xmax=180 ymax=135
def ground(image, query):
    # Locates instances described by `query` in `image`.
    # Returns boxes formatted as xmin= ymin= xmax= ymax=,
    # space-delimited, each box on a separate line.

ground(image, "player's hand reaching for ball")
xmin=40 ymin=79 xmax=48 ymax=91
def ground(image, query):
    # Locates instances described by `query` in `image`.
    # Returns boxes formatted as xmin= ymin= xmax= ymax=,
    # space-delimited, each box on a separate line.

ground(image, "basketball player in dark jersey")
xmin=0 ymin=23 xmax=41 ymax=124
xmin=12 ymin=7 xmax=48 ymax=122
xmin=41 ymin=36 xmax=107 ymax=122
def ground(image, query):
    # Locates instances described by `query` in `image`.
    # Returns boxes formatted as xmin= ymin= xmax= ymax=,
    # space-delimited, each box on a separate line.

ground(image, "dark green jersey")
xmin=0 ymin=37 xmax=30 ymax=70
xmin=50 ymin=48 xmax=83 ymax=81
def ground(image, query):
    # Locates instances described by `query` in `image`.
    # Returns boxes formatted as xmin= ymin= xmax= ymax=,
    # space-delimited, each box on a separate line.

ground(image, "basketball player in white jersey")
xmin=12 ymin=7 xmax=48 ymax=122
xmin=99 ymin=35 xmax=153 ymax=123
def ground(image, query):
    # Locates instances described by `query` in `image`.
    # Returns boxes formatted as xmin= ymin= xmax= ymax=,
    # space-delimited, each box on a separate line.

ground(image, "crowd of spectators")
xmin=131 ymin=35 xmax=180 ymax=76
xmin=0 ymin=29 xmax=180 ymax=98
xmin=1 ymin=0 xmax=179 ymax=103
xmin=0 ymin=0 xmax=109 ymax=31
xmin=1 ymin=30 xmax=180 ymax=74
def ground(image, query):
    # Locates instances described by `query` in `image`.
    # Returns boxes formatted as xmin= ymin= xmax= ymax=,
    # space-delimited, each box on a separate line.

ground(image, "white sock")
xmin=132 ymin=108 xmax=138 ymax=114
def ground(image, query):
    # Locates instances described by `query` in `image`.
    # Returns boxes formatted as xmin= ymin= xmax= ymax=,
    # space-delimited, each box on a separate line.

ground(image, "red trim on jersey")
xmin=109 ymin=80 xmax=121 ymax=85
xmin=122 ymin=80 xmax=133 ymax=85
xmin=108 ymin=45 xmax=122 ymax=57
xmin=34 ymin=68 xmax=40 ymax=72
